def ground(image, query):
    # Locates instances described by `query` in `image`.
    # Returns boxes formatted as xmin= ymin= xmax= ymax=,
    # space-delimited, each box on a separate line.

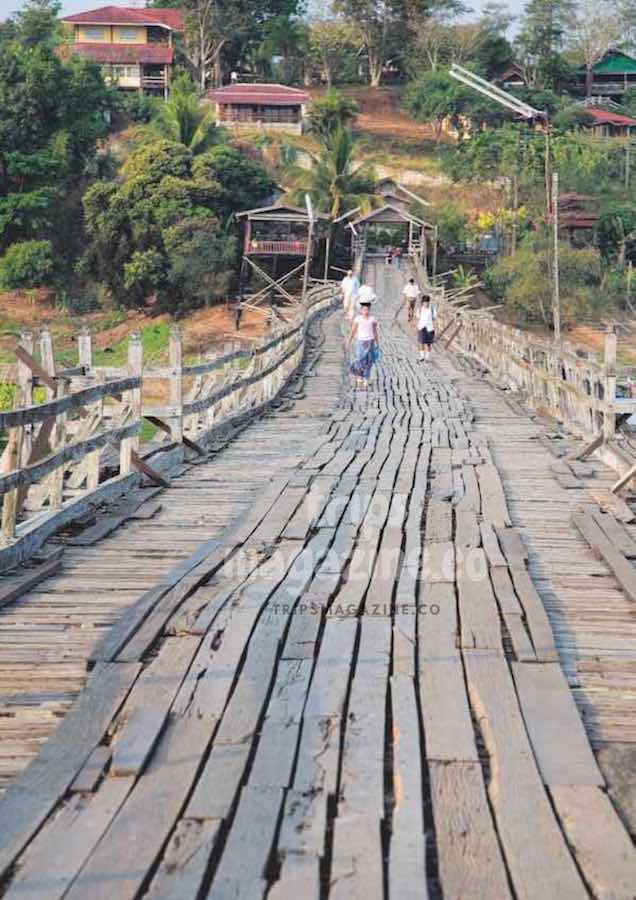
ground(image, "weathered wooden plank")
xmin=146 ymin=819 xmax=222 ymax=900
xmin=457 ymin=550 xmax=502 ymax=651
xmin=70 ymin=746 xmax=112 ymax=794
xmin=512 ymin=662 xmax=604 ymax=786
xmin=430 ymin=761 xmax=512 ymax=900
xmin=424 ymin=499 xmax=452 ymax=543
xmin=592 ymin=511 xmax=636 ymax=558
xmin=550 ymin=785 xmax=636 ymax=900
xmin=477 ymin=463 xmax=511 ymax=526
xmin=479 ymin=522 xmax=507 ymax=568
xmin=455 ymin=510 xmax=480 ymax=549
xmin=0 ymin=661 xmax=140 ymax=879
xmin=330 ymin=812 xmax=384 ymax=900
xmin=509 ymin=567 xmax=559 ymax=662
xmin=269 ymin=853 xmax=321 ymax=900
xmin=0 ymin=555 xmax=63 ymax=610
xmin=464 ymin=650 xmax=588 ymax=899
xmin=572 ymin=510 xmax=636 ymax=603
xmin=3 ymin=776 xmax=134 ymax=900
xmin=388 ymin=675 xmax=428 ymax=900
xmin=418 ymin=656 xmax=478 ymax=762
xmin=64 ymin=715 xmax=213 ymax=900
xmin=111 ymin=636 xmax=201 ymax=776
xmin=207 ymin=785 xmax=283 ymax=899
xmin=587 ymin=487 xmax=635 ymax=523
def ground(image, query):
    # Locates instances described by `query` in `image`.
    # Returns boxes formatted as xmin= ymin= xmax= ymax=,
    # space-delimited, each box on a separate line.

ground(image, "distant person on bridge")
xmin=348 ymin=300 xmax=379 ymax=389
xmin=399 ymin=278 xmax=420 ymax=322
xmin=341 ymin=269 xmax=360 ymax=320
xmin=417 ymin=293 xmax=437 ymax=362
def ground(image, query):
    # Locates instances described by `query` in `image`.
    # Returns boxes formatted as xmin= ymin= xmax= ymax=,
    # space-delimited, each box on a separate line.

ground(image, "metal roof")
xmin=62 ymin=6 xmax=184 ymax=30
xmin=348 ymin=204 xmax=434 ymax=229
xmin=591 ymin=51 xmax=636 ymax=74
xmin=235 ymin=203 xmax=330 ymax=221
xmin=209 ymin=83 xmax=311 ymax=107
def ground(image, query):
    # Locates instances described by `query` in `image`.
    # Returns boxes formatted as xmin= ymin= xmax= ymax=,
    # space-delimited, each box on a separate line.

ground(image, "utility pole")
xmin=626 ymin=135 xmax=632 ymax=191
xmin=552 ymin=172 xmax=560 ymax=346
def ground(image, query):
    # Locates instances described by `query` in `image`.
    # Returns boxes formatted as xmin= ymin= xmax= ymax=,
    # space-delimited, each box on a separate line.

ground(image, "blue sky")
xmin=1 ymin=0 xmax=529 ymax=25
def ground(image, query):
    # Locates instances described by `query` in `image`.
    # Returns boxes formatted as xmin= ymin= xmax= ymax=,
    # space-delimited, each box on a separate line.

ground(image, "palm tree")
xmin=145 ymin=73 xmax=222 ymax=154
xmin=284 ymin=127 xmax=376 ymax=220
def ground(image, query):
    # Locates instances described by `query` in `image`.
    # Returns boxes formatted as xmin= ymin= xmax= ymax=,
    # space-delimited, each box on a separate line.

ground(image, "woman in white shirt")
xmin=348 ymin=301 xmax=379 ymax=389
xmin=417 ymin=294 xmax=437 ymax=362
xmin=341 ymin=270 xmax=360 ymax=320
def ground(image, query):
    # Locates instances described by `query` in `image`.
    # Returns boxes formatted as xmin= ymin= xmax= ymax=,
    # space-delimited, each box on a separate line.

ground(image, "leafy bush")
xmin=121 ymin=92 xmax=160 ymax=124
xmin=306 ymin=90 xmax=359 ymax=139
xmin=486 ymin=234 xmax=602 ymax=327
xmin=0 ymin=240 xmax=54 ymax=289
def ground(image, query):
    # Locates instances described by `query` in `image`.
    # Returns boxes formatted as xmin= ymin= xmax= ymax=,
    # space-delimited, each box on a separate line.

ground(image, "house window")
xmin=118 ymin=27 xmax=140 ymax=42
xmin=112 ymin=65 xmax=140 ymax=80
xmin=83 ymin=26 xmax=107 ymax=41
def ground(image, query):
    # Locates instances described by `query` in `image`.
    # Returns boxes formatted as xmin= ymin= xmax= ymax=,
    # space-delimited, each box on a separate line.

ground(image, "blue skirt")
xmin=350 ymin=340 xmax=375 ymax=379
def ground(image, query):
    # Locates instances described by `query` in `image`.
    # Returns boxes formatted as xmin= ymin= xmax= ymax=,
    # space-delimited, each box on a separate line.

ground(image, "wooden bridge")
xmin=0 ymin=260 xmax=635 ymax=899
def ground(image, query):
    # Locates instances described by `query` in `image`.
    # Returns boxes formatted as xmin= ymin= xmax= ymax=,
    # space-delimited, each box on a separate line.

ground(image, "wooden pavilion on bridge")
xmin=235 ymin=202 xmax=331 ymax=323
xmin=340 ymin=202 xmax=438 ymax=276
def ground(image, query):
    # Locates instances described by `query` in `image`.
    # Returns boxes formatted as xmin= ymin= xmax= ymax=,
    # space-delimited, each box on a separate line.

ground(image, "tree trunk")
xmin=369 ymin=53 xmax=383 ymax=87
xmin=585 ymin=62 xmax=593 ymax=96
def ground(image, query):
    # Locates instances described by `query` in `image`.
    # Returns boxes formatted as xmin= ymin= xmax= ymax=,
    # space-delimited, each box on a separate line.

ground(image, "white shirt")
xmin=403 ymin=282 xmax=419 ymax=299
xmin=358 ymin=284 xmax=375 ymax=304
xmin=341 ymin=275 xmax=359 ymax=296
xmin=354 ymin=314 xmax=377 ymax=341
xmin=418 ymin=304 xmax=436 ymax=331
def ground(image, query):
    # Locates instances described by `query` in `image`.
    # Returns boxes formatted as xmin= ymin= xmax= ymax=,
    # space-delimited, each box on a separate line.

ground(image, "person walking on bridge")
xmin=341 ymin=269 xmax=359 ymax=320
xmin=348 ymin=300 xmax=379 ymax=389
xmin=417 ymin=293 xmax=437 ymax=362
xmin=400 ymin=278 xmax=420 ymax=323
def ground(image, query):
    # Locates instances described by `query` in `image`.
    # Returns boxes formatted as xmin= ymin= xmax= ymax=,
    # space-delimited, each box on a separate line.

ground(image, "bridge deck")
xmin=0 ymin=261 xmax=635 ymax=898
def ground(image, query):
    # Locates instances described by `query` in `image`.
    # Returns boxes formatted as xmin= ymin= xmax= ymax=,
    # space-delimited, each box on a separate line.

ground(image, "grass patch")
xmin=93 ymin=322 xmax=171 ymax=367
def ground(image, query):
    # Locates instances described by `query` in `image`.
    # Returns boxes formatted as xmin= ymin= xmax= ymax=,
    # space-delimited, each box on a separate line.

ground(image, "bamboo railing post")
xmin=40 ymin=329 xmax=66 ymax=511
xmin=169 ymin=326 xmax=183 ymax=443
xmin=603 ymin=325 xmax=617 ymax=442
xmin=1 ymin=331 xmax=33 ymax=542
xmin=120 ymin=332 xmax=143 ymax=475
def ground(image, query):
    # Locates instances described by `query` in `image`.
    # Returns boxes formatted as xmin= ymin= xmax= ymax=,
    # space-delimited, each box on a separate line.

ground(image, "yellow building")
xmin=61 ymin=5 xmax=184 ymax=99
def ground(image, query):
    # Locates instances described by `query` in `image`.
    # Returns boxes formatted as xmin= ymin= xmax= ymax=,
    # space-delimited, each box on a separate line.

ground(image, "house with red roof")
xmin=584 ymin=107 xmax=636 ymax=138
xmin=61 ymin=6 xmax=184 ymax=99
xmin=208 ymin=83 xmax=311 ymax=135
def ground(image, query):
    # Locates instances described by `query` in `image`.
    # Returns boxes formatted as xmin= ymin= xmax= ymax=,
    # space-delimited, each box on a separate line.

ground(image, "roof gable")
xmin=592 ymin=50 xmax=636 ymax=74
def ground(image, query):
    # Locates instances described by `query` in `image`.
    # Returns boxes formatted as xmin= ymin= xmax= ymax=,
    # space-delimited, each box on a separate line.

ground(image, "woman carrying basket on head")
xmin=348 ymin=299 xmax=379 ymax=390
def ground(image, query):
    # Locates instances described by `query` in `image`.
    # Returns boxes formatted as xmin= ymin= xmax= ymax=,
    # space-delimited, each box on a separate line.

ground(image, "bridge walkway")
xmin=0 ymin=260 xmax=634 ymax=899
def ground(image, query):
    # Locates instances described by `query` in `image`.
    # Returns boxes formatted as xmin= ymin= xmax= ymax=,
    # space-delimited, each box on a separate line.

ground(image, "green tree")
xmin=285 ymin=127 xmax=376 ymax=218
xmin=0 ymin=239 xmax=54 ymax=289
xmin=404 ymin=68 xmax=505 ymax=141
xmin=306 ymin=20 xmax=361 ymax=87
xmin=306 ymin=89 xmax=359 ymax=139
xmin=0 ymin=32 xmax=116 ymax=268
xmin=145 ymin=73 xmax=222 ymax=153
xmin=82 ymin=140 xmax=271 ymax=310
xmin=596 ymin=205 xmax=636 ymax=266
xmin=515 ymin=0 xmax=574 ymax=89
xmin=192 ymin=145 xmax=274 ymax=216
xmin=13 ymin=0 xmax=61 ymax=50
xmin=487 ymin=232 xmax=602 ymax=326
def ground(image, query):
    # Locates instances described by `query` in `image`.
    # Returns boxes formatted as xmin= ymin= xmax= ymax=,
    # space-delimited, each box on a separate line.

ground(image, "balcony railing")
xmin=246 ymin=240 xmax=308 ymax=256
xmin=142 ymin=75 xmax=167 ymax=88
xmin=590 ymin=80 xmax=635 ymax=95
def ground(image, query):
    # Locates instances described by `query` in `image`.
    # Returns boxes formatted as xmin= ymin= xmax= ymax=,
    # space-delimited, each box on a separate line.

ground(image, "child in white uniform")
xmin=417 ymin=294 xmax=436 ymax=362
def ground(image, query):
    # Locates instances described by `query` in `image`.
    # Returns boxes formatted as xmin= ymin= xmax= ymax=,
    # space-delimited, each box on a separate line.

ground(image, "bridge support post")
xmin=1 ymin=331 xmax=33 ymax=543
xmin=120 ymin=332 xmax=143 ymax=476
xmin=603 ymin=326 xmax=617 ymax=442
xmin=169 ymin=326 xmax=183 ymax=443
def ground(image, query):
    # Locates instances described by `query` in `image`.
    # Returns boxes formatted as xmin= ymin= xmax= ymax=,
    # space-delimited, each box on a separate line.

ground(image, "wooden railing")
xmin=412 ymin=256 xmax=636 ymax=447
xmin=0 ymin=282 xmax=339 ymax=572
